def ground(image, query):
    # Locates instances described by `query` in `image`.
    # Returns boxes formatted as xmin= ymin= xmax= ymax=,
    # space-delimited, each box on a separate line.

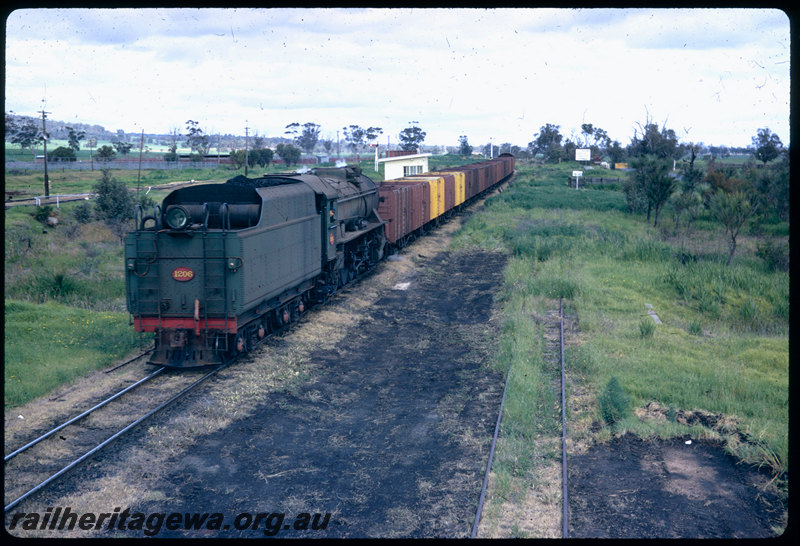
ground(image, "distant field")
xmin=5 ymin=140 xmax=190 ymax=162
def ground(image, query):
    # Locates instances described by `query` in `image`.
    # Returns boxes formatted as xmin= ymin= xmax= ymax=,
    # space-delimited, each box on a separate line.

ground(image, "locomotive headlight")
xmin=165 ymin=206 xmax=190 ymax=230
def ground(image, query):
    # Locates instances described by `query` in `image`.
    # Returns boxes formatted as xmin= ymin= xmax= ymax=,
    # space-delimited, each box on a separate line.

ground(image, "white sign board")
xmin=575 ymin=148 xmax=591 ymax=161
xmin=572 ymin=171 xmax=583 ymax=177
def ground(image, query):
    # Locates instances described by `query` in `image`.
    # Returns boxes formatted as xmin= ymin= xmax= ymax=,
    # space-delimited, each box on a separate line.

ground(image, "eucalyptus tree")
xmin=752 ymin=127 xmax=783 ymax=165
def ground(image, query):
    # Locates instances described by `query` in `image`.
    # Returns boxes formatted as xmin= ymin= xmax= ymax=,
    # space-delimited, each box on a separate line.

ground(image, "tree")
xmin=286 ymin=122 xmax=321 ymax=154
xmin=112 ymin=140 xmax=133 ymax=156
xmin=276 ymin=143 xmax=301 ymax=166
xmin=184 ymin=119 xmax=210 ymax=155
xmin=95 ymin=145 xmax=116 ymax=162
xmin=49 ymin=146 xmax=77 ymax=162
xmin=709 ymin=190 xmax=755 ymax=265
xmin=398 ymin=125 xmax=426 ymax=152
xmin=581 ymin=123 xmax=611 ymax=160
xmin=751 ymin=128 xmax=783 ymax=165
xmin=607 ymin=140 xmax=626 ymax=166
xmin=320 ymin=138 xmax=334 ymax=155
xmin=751 ymin=155 xmax=789 ymax=222
xmin=528 ymin=123 xmax=563 ymax=163
xmin=228 ymin=149 xmax=246 ymax=169
xmin=364 ymin=126 xmax=383 ymax=144
xmin=458 ymin=135 xmax=473 ymax=156
xmin=5 ymin=112 xmax=19 ymax=137
xmin=164 ymin=143 xmax=178 ymax=162
xmin=342 ymin=125 xmax=366 ymax=153
xmin=66 ymin=126 xmax=85 ymax=152
xmin=93 ymin=170 xmax=134 ymax=225
xmin=249 ymin=147 xmax=274 ymax=168
xmin=562 ymin=138 xmax=578 ymax=163
xmin=628 ymin=121 xmax=681 ymax=160
xmin=341 ymin=124 xmax=383 ymax=153
xmin=629 ymin=155 xmax=675 ymax=226
xmin=10 ymin=118 xmax=43 ymax=157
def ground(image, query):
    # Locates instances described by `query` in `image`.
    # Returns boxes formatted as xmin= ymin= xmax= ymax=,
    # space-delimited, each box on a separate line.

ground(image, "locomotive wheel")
xmin=235 ymin=334 xmax=246 ymax=353
xmin=339 ymin=266 xmax=354 ymax=287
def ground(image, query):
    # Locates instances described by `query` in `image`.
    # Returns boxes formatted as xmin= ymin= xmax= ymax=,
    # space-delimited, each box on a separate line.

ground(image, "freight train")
xmin=124 ymin=154 xmax=514 ymax=367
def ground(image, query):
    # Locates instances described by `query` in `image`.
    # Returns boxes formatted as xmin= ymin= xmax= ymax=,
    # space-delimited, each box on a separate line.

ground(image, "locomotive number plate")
xmin=171 ymin=267 xmax=195 ymax=282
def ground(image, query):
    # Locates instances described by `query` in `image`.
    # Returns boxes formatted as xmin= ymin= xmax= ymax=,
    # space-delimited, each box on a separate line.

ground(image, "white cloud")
xmin=4 ymin=7 xmax=790 ymax=148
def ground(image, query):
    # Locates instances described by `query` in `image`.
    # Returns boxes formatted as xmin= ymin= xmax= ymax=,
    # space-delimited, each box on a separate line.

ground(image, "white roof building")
xmin=377 ymin=152 xmax=432 ymax=181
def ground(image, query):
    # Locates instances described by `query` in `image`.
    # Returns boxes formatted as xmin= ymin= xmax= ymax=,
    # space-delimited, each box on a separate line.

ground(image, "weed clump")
xmin=639 ymin=317 xmax=655 ymax=338
xmin=599 ymin=375 xmax=631 ymax=426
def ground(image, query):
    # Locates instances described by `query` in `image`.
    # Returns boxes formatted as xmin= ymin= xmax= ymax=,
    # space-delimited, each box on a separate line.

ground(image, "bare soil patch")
xmin=568 ymin=433 xmax=786 ymax=538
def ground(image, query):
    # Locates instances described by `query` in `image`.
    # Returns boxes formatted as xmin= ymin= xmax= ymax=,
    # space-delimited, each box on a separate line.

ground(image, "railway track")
xmin=471 ymin=297 xmax=570 ymax=538
xmin=3 ymin=265 xmax=367 ymax=515
xmin=4 ymin=359 xmax=226 ymax=513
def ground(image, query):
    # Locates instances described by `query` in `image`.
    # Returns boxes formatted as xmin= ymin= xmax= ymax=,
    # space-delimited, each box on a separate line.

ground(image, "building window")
xmin=403 ymin=165 xmax=423 ymax=176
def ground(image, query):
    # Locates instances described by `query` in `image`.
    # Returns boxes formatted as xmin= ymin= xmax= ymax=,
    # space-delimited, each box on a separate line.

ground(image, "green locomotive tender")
xmin=125 ymin=166 xmax=386 ymax=367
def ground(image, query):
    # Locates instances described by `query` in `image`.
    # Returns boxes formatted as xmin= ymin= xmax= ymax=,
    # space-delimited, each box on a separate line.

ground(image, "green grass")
xmin=4 ymin=201 xmax=143 ymax=407
xmin=451 ymin=161 xmax=789 ymax=483
xmin=4 ymin=299 xmax=140 ymax=407
xmin=5 ymin=207 xmax=129 ymax=310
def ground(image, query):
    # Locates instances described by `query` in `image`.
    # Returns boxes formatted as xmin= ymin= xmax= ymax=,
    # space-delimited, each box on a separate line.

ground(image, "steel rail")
xmin=560 ymin=298 xmax=570 ymax=538
xmin=4 ymin=365 xmax=223 ymax=513
xmin=470 ymin=356 xmax=513 ymax=538
xmin=5 ymin=367 xmax=166 ymax=463
xmin=104 ymin=347 xmax=155 ymax=374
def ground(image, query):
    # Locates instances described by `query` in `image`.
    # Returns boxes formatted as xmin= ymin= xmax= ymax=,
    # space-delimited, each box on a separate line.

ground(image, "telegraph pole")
xmin=137 ymin=128 xmax=144 ymax=195
xmin=244 ymin=125 xmax=249 ymax=176
xmin=40 ymin=106 xmax=51 ymax=196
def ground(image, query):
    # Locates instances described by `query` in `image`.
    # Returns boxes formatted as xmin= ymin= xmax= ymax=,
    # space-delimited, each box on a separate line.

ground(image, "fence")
xmin=7 ymin=155 xmax=333 ymax=172
xmin=6 ymin=159 xmax=230 ymax=172
xmin=34 ymin=193 xmax=97 ymax=207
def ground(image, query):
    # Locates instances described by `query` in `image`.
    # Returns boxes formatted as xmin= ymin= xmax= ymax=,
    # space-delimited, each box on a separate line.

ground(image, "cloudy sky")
xmin=4 ymin=7 xmax=790 ymax=149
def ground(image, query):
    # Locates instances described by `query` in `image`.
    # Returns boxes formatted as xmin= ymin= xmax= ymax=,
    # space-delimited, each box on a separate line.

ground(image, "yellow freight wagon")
xmin=430 ymin=171 xmax=466 ymax=206
xmin=411 ymin=176 xmax=446 ymax=219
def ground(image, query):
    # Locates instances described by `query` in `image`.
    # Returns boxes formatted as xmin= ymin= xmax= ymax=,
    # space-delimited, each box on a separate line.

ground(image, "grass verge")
xmin=4 ymin=299 xmax=140 ymax=407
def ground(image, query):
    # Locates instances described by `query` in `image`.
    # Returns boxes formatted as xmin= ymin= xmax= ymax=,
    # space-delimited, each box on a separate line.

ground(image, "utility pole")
xmin=244 ymin=125 xmax=249 ymax=176
xmin=40 ymin=106 xmax=51 ymax=196
xmin=137 ymin=129 xmax=144 ymax=195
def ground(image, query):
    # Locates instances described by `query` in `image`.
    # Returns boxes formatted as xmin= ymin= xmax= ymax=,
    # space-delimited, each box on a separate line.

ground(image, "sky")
xmin=4 ymin=7 xmax=791 ymax=149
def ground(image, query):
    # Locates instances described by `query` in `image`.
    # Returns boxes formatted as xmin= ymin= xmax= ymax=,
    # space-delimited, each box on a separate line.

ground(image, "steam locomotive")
xmin=124 ymin=155 xmax=514 ymax=367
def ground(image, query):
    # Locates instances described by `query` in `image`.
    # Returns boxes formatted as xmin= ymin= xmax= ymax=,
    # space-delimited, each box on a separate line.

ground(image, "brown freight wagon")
xmin=448 ymin=164 xmax=479 ymax=201
xmin=392 ymin=177 xmax=439 ymax=221
xmin=377 ymin=180 xmax=429 ymax=243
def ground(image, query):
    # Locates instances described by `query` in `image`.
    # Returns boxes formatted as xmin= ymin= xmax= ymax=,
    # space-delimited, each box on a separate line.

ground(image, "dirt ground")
xmin=568 ymin=433 xmax=787 ymax=538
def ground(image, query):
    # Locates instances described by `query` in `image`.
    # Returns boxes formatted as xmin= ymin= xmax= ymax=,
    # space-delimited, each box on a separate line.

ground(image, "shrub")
xmin=639 ymin=317 xmax=655 ymax=338
xmin=688 ymin=320 xmax=703 ymax=336
xmin=755 ymin=240 xmax=789 ymax=272
xmin=93 ymin=170 xmax=134 ymax=224
xmin=33 ymin=205 xmax=55 ymax=225
xmin=599 ymin=375 xmax=631 ymax=425
xmin=72 ymin=201 xmax=93 ymax=224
